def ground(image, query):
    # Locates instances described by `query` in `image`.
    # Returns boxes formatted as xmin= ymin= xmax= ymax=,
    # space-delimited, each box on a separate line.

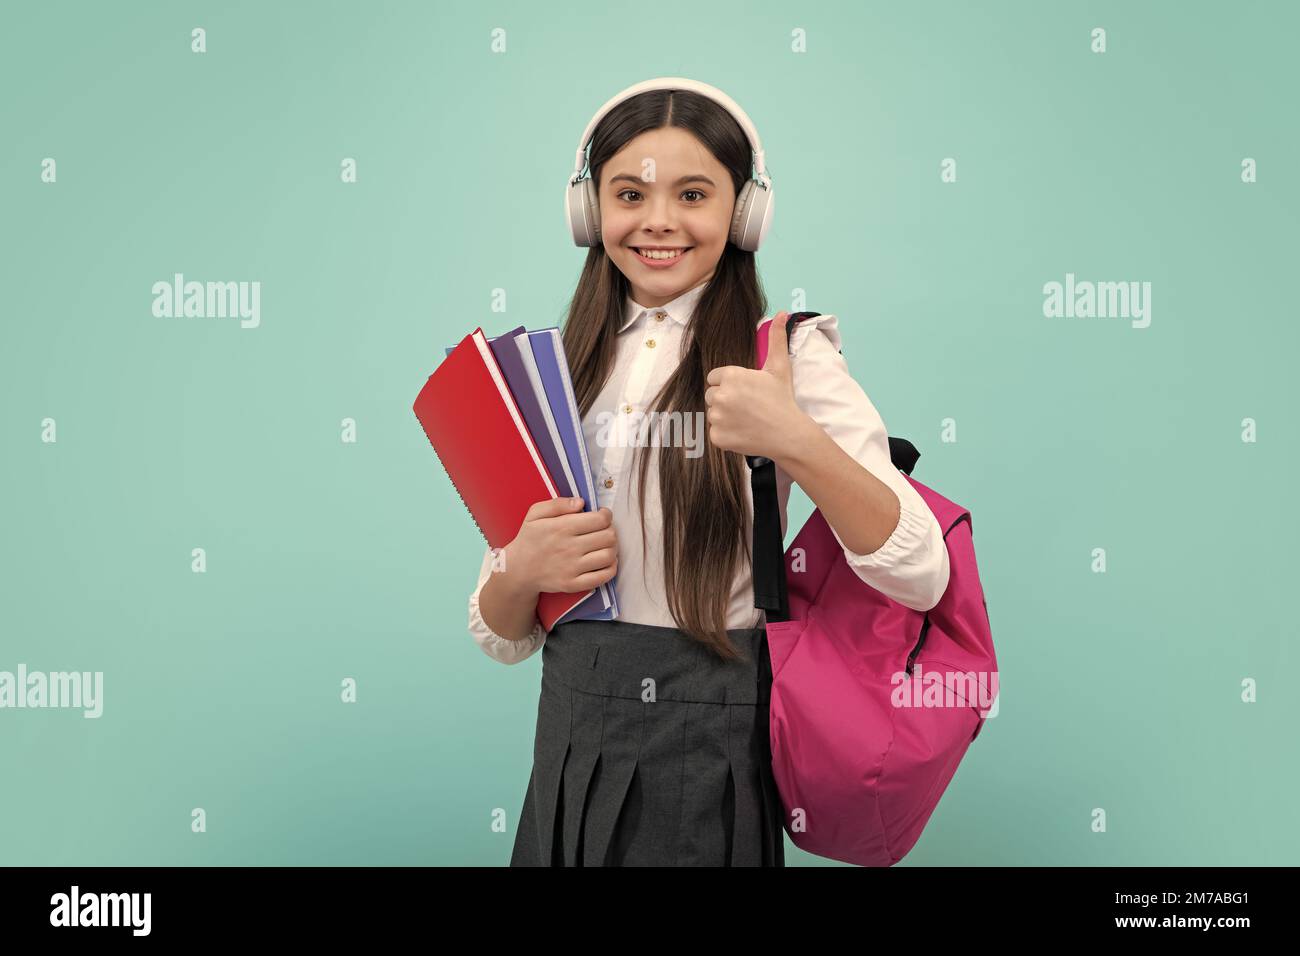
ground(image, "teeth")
xmin=635 ymin=248 xmax=685 ymax=260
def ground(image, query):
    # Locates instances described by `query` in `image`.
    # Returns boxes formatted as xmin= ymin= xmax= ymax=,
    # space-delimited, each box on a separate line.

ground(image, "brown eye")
xmin=617 ymin=189 xmax=641 ymax=202
xmin=682 ymin=189 xmax=704 ymax=202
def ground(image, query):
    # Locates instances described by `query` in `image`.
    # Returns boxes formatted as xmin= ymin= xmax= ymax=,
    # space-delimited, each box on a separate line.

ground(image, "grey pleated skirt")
xmin=509 ymin=618 xmax=785 ymax=867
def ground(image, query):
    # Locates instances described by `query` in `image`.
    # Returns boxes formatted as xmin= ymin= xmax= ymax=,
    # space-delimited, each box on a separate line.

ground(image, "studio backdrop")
xmin=1 ymin=0 xmax=1296 ymax=866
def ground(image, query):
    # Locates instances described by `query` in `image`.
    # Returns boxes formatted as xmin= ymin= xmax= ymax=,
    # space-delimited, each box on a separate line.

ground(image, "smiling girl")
xmin=468 ymin=78 xmax=950 ymax=867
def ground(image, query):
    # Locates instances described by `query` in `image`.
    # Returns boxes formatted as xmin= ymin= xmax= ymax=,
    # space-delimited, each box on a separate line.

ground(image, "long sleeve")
xmin=467 ymin=544 xmax=547 ymax=664
xmin=784 ymin=314 xmax=951 ymax=612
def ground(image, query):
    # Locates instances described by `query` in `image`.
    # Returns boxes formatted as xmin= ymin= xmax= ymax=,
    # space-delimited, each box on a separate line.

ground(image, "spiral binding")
xmin=416 ymin=417 xmax=492 ymax=545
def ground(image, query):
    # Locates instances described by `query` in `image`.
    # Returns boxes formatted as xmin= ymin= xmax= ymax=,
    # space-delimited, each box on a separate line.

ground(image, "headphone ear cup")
xmin=584 ymin=179 xmax=602 ymax=245
xmin=566 ymin=178 xmax=602 ymax=246
xmin=730 ymin=180 xmax=774 ymax=252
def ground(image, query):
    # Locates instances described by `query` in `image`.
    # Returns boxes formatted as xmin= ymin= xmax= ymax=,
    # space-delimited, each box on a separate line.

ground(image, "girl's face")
xmin=598 ymin=126 xmax=736 ymax=310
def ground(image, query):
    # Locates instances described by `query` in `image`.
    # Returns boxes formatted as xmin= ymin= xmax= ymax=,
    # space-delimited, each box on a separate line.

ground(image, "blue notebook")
xmin=444 ymin=327 xmax=619 ymax=624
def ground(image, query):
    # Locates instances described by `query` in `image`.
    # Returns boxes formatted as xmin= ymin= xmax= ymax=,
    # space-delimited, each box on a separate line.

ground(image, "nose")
xmin=638 ymin=191 xmax=680 ymax=234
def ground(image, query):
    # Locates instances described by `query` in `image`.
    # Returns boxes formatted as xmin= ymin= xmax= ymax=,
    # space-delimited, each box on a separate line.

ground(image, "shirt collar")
xmin=617 ymin=280 xmax=709 ymax=333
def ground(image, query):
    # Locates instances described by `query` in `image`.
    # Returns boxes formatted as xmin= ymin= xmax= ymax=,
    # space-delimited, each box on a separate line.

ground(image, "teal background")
xmin=1 ymin=0 xmax=1296 ymax=866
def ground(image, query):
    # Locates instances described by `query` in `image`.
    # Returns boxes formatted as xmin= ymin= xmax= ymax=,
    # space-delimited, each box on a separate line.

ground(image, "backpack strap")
xmin=889 ymin=436 xmax=920 ymax=476
xmin=746 ymin=313 xmax=921 ymax=620
xmin=747 ymin=312 xmax=821 ymax=621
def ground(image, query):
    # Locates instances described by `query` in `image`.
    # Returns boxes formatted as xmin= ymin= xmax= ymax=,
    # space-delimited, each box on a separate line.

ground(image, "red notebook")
xmin=413 ymin=327 xmax=593 ymax=631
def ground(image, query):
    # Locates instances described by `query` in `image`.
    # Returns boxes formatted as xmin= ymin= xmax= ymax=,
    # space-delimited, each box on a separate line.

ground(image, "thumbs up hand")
xmin=704 ymin=312 xmax=809 ymax=462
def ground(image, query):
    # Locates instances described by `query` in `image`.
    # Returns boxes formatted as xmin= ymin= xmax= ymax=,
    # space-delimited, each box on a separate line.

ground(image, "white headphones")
xmin=564 ymin=77 xmax=774 ymax=252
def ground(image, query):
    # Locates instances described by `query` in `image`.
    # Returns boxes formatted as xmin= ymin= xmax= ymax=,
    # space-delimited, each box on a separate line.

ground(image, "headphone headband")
xmin=569 ymin=77 xmax=768 ymax=186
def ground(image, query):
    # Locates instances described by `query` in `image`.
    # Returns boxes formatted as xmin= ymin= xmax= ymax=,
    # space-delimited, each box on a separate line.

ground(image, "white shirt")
xmin=467 ymin=281 xmax=951 ymax=664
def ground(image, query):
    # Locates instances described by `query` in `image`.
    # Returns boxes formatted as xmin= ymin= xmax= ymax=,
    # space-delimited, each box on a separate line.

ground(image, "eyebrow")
xmin=609 ymin=173 xmax=717 ymax=188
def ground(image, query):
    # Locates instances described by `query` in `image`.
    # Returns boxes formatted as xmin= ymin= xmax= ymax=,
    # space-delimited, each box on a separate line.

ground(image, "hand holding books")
xmin=499 ymin=497 xmax=619 ymax=597
xmin=413 ymin=324 xmax=621 ymax=631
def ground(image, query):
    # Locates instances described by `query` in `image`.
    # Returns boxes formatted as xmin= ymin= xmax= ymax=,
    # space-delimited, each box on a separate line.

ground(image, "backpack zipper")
xmin=905 ymin=616 xmax=930 ymax=675
xmin=905 ymin=512 xmax=973 ymax=675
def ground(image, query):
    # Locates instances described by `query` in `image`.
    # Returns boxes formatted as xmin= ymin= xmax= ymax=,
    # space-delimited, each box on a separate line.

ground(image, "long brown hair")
xmin=561 ymin=89 xmax=769 ymax=662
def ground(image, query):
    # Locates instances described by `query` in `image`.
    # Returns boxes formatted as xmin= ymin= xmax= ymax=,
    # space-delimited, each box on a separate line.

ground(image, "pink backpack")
xmin=750 ymin=313 xmax=997 ymax=867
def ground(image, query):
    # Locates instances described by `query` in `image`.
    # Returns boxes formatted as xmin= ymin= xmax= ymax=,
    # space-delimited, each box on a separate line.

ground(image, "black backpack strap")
xmin=746 ymin=313 xmax=920 ymax=619
xmin=746 ymin=312 xmax=822 ymax=622
xmin=748 ymin=455 xmax=789 ymax=621
xmin=889 ymin=436 xmax=920 ymax=476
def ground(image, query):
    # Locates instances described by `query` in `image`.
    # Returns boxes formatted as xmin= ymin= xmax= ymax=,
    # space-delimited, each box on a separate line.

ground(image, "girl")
xmin=468 ymin=78 xmax=950 ymax=867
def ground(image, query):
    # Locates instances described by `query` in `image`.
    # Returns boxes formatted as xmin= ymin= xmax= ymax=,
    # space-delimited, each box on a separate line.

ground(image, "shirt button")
xmin=646 ymin=339 xmax=656 ymax=349
xmin=655 ymin=311 xmax=666 ymax=322
xmin=623 ymin=404 xmax=633 ymax=413
xmin=603 ymin=477 xmax=614 ymax=489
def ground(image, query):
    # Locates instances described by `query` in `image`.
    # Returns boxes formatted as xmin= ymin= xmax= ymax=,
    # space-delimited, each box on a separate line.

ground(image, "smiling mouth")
xmin=631 ymin=247 xmax=692 ymax=261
